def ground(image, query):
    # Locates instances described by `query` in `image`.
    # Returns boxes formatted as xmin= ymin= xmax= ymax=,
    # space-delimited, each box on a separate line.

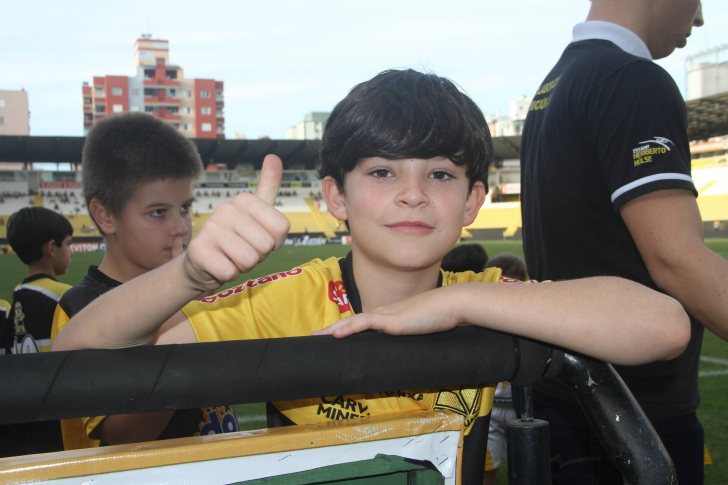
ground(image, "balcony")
xmin=83 ymin=104 xmax=92 ymax=111
xmin=143 ymin=78 xmax=180 ymax=87
xmin=144 ymin=95 xmax=180 ymax=105
xmin=157 ymin=111 xmax=181 ymax=121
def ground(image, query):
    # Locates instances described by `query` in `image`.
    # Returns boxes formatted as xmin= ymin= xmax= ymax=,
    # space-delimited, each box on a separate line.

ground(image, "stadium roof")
xmin=0 ymin=135 xmax=525 ymax=168
xmin=686 ymin=91 xmax=728 ymax=141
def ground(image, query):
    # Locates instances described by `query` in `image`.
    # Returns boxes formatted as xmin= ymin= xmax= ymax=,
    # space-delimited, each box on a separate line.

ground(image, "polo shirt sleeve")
xmin=585 ymin=61 xmax=697 ymax=211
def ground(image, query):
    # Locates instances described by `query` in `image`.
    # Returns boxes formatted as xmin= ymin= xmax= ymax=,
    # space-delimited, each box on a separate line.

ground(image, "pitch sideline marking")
xmin=699 ymin=356 xmax=728 ymax=377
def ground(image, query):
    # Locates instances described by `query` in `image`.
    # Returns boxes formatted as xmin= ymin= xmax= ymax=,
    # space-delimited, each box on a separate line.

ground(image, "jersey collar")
xmin=571 ymin=21 xmax=652 ymax=60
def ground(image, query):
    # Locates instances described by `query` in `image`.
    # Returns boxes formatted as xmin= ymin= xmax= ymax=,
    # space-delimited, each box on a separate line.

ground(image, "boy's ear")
xmin=41 ymin=239 xmax=56 ymax=259
xmin=89 ymin=199 xmax=116 ymax=236
xmin=463 ymin=181 xmax=486 ymax=226
xmin=322 ymin=176 xmax=348 ymax=222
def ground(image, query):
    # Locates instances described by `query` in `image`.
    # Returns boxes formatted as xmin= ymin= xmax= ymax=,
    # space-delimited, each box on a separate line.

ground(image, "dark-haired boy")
xmin=51 ymin=112 xmax=239 ymax=451
xmin=1 ymin=207 xmax=73 ymax=457
xmin=54 ymin=70 xmax=690 ymax=483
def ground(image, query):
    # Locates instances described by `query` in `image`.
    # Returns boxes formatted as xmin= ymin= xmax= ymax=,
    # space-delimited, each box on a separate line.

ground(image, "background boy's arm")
xmin=315 ymin=276 xmax=690 ymax=366
xmin=52 ymin=155 xmax=290 ymax=351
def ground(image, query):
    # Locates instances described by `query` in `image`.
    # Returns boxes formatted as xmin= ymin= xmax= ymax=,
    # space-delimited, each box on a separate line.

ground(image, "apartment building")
xmin=0 ymin=89 xmax=30 ymax=136
xmin=83 ymin=36 xmax=224 ymax=139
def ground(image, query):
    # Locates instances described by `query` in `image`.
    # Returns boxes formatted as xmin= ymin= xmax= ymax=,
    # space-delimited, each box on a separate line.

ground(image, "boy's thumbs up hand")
xmin=182 ymin=154 xmax=291 ymax=293
xmin=255 ymin=154 xmax=283 ymax=206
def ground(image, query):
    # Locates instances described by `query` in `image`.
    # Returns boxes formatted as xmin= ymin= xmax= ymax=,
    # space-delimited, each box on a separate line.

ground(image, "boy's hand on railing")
xmin=314 ymin=287 xmax=460 ymax=338
xmin=182 ymin=154 xmax=291 ymax=293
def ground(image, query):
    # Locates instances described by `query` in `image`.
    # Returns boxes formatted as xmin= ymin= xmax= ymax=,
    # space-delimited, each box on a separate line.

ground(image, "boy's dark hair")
xmin=318 ymin=69 xmax=493 ymax=190
xmin=7 ymin=207 xmax=73 ymax=265
xmin=441 ymin=244 xmax=489 ymax=274
xmin=82 ymin=112 xmax=203 ymax=229
xmin=485 ymin=252 xmax=528 ymax=281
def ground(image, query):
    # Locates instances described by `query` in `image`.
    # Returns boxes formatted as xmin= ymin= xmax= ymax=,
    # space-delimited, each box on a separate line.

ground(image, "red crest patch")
xmin=328 ymin=281 xmax=351 ymax=313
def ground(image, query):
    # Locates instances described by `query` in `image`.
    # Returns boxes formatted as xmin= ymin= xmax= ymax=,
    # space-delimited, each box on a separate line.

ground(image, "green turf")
xmin=1 ymin=240 xmax=726 ymax=483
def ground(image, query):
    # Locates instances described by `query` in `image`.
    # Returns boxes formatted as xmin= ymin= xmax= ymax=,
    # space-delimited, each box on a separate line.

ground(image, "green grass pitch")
xmin=1 ymin=239 xmax=726 ymax=483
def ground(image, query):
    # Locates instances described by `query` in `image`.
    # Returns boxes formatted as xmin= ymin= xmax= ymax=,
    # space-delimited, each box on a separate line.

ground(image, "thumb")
xmin=255 ymin=154 xmax=283 ymax=206
xmin=171 ymin=236 xmax=185 ymax=259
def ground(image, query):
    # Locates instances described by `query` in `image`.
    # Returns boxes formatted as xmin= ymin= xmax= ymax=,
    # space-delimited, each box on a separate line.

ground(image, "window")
xmin=167 ymin=107 xmax=179 ymax=114
xmin=169 ymin=88 xmax=177 ymax=97
xmin=83 ymin=97 xmax=91 ymax=104
xmin=201 ymin=106 xmax=211 ymax=115
xmin=113 ymin=104 xmax=123 ymax=113
xmin=200 ymin=90 xmax=211 ymax=98
xmin=0 ymin=116 xmax=4 ymax=125
xmin=182 ymin=107 xmax=192 ymax=115
xmin=201 ymin=123 xmax=212 ymax=132
xmin=0 ymin=99 xmax=5 ymax=108
xmin=95 ymin=104 xmax=105 ymax=113
xmin=183 ymin=90 xmax=192 ymax=98
xmin=166 ymin=70 xmax=178 ymax=80
xmin=184 ymin=123 xmax=194 ymax=131
xmin=131 ymin=88 xmax=140 ymax=96
xmin=144 ymin=88 xmax=158 ymax=96
xmin=84 ymin=113 xmax=92 ymax=121
xmin=145 ymin=106 xmax=158 ymax=113
xmin=111 ymin=87 xmax=123 ymax=96
xmin=95 ymin=88 xmax=104 ymax=97
xmin=144 ymin=69 xmax=155 ymax=79
xmin=216 ymin=108 xmax=224 ymax=117
xmin=130 ymin=106 xmax=140 ymax=112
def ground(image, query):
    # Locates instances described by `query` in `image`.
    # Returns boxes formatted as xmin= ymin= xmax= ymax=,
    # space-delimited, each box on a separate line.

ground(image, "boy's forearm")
xmin=52 ymin=257 xmax=201 ymax=351
xmin=452 ymin=277 xmax=690 ymax=365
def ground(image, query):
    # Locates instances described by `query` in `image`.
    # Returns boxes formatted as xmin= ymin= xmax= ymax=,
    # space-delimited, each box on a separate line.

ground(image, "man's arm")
xmin=315 ymin=276 xmax=690 ymax=366
xmin=620 ymin=188 xmax=728 ymax=341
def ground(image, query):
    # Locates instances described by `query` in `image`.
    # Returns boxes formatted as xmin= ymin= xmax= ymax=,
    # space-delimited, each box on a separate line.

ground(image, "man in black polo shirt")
xmin=521 ymin=1 xmax=728 ymax=483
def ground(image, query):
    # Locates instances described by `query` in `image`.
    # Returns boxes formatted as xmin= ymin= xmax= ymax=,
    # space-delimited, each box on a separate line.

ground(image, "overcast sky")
xmin=2 ymin=0 xmax=726 ymax=139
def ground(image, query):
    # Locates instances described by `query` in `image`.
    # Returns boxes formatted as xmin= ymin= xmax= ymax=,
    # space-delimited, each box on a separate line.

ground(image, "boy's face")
xmin=324 ymin=157 xmax=485 ymax=272
xmin=107 ymin=178 xmax=195 ymax=278
xmin=52 ymin=235 xmax=73 ymax=276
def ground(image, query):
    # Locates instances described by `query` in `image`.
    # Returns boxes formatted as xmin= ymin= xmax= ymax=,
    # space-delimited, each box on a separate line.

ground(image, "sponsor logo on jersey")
xmin=316 ymin=395 xmax=370 ymax=421
xmin=328 ymin=281 xmax=350 ymax=313
xmin=200 ymin=268 xmax=304 ymax=304
xmin=197 ymin=405 xmax=239 ymax=435
xmin=632 ymin=137 xmax=674 ymax=167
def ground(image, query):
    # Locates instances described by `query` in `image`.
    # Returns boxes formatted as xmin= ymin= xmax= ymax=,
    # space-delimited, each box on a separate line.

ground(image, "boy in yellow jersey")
xmin=51 ymin=112 xmax=239 ymax=451
xmin=54 ymin=70 xmax=690 ymax=483
xmin=2 ymin=207 xmax=73 ymax=456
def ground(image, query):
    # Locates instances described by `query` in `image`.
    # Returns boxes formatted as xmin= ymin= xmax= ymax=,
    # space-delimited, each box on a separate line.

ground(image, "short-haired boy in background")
xmin=441 ymin=243 xmax=488 ymax=274
xmin=51 ymin=112 xmax=239 ymax=451
xmin=1 ymin=207 xmax=73 ymax=456
xmin=54 ymin=70 xmax=689 ymax=484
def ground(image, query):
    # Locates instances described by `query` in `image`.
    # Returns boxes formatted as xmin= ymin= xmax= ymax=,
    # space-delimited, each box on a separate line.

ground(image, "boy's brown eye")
xmin=371 ymin=169 xmax=391 ymax=178
xmin=431 ymin=171 xmax=452 ymax=180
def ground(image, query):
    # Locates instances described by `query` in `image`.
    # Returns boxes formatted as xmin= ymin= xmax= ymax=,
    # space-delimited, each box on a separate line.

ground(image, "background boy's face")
xmin=52 ymin=235 xmax=73 ymax=276
xmin=325 ymin=156 xmax=484 ymax=272
xmin=108 ymin=178 xmax=195 ymax=278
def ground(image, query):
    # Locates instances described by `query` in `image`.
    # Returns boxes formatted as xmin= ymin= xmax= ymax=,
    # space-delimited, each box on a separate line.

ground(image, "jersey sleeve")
xmin=586 ymin=61 xmax=696 ymax=211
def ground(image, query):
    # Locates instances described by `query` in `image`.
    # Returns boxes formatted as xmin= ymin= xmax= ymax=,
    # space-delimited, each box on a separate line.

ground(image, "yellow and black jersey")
xmin=182 ymin=252 xmax=521 ymax=482
xmin=10 ymin=274 xmax=70 ymax=354
xmin=0 ymin=299 xmax=11 ymax=354
xmin=53 ymin=266 xmax=239 ymax=451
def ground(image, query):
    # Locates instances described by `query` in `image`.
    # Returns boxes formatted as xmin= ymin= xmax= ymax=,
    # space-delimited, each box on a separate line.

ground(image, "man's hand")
xmin=182 ymin=154 xmax=291 ymax=293
xmin=313 ymin=287 xmax=460 ymax=338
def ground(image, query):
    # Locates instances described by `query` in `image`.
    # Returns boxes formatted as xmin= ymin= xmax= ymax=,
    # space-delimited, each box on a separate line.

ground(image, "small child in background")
xmin=0 ymin=298 xmax=11 ymax=355
xmin=2 ymin=207 xmax=74 ymax=457
xmin=440 ymin=243 xmax=488 ymax=274
xmin=482 ymin=252 xmax=529 ymax=484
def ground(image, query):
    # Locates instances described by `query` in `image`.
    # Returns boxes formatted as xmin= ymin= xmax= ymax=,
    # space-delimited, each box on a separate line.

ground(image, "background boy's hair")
xmin=82 ymin=112 xmax=203 ymax=227
xmin=441 ymin=244 xmax=489 ymax=274
xmin=485 ymin=252 xmax=528 ymax=281
xmin=318 ymin=69 xmax=494 ymax=190
xmin=7 ymin=207 xmax=73 ymax=265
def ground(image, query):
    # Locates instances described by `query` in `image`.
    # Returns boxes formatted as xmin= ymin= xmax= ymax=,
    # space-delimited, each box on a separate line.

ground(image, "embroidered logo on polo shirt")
xmin=632 ymin=137 xmax=674 ymax=167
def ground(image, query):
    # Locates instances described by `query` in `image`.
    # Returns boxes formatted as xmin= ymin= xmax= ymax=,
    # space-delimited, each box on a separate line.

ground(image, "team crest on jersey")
xmin=328 ymin=281 xmax=350 ymax=313
xmin=197 ymin=405 xmax=239 ymax=435
xmin=200 ymin=268 xmax=304 ymax=304
xmin=433 ymin=386 xmax=482 ymax=429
